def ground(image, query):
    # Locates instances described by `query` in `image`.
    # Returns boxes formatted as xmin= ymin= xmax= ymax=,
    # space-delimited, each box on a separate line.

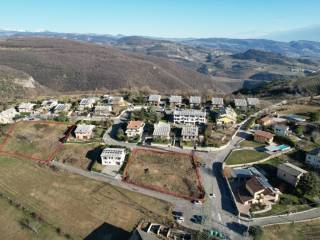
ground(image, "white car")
xmin=175 ymin=216 xmax=184 ymax=223
xmin=192 ymin=200 xmax=203 ymax=205
xmin=209 ymin=193 xmax=216 ymax=198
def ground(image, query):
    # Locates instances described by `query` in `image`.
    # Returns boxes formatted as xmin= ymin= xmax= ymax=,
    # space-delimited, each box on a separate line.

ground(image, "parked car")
xmin=209 ymin=193 xmax=216 ymax=199
xmin=192 ymin=200 xmax=203 ymax=205
xmin=191 ymin=215 xmax=203 ymax=224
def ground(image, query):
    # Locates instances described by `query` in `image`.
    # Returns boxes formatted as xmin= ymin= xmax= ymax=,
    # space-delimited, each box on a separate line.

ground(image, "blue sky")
xmin=0 ymin=0 xmax=319 ymax=38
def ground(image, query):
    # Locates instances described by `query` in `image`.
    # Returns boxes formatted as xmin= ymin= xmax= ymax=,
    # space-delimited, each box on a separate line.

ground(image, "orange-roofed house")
xmin=254 ymin=130 xmax=274 ymax=144
xmin=126 ymin=120 xmax=145 ymax=138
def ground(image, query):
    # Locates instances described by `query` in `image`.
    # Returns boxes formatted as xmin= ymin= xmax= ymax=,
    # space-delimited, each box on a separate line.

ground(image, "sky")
xmin=0 ymin=0 xmax=319 ymax=39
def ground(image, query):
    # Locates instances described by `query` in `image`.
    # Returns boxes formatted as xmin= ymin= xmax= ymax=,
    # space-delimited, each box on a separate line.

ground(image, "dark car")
xmin=191 ymin=215 xmax=203 ymax=224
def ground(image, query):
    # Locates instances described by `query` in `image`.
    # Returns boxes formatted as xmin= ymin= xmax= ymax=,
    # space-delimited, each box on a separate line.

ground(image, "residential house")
xmin=41 ymin=99 xmax=58 ymax=110
xmin=277 ymin=162 xmax=307 ymax=187
xmin=94 ymin=105 xmax=112 ymax=116
xmin=54 ymin=103 xmax=71 ymax=113
xmin=148 ymin=95 xmax=161 ymax=106
xmin=74 ymin=124 xmax=95 ymax=140
xmin=189 ymin=96 xmax=201 ymax=108
xmin=254 ymin=130 xmax=274 ymax=144
xmin=306 ymin=148 xmax=320 ymax=169
xmin=169 ymin=95 xmax=182 ymax=108
xmin=78 ymin=98 xmax=96 ymax=111
xmin=18 ymin=102 xmax=36 ymax=113
xmin=173 ymin=109 xmax=206 ymax=125
xmin=273 ymin=124 xmax=289 ymax=137
xmin=153 ymin=122 xmax=171 ymax=140
xmin=181 ymin=126 xmax=198 ymax=142
xmin=234 ymin=99 xmax=248 ymax=109
xmin=0 ymin=108 xmax=19 ymax=124
xmin=100 ymin=148 xmax=126 ymax=166
xmin=108 ymin=96 xmax=125 ymax=106
xmin=243 ymin=175 xmax=280 ymax=206
xmin=211 ymin=97 xmax=224 ymax=108
xmin=258 ymin=116 xmax=273 ymax=126
xmin=247 ymin=98 xmax=260 ymax=107
xmin=216 ymin=107 xmax=237 ymax=125
xmin=126 ymin=121 xmax=145 ymax=138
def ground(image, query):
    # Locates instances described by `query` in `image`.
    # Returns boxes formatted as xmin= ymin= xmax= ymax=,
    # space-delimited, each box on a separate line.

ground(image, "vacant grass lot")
xmin=225 ymin=149 xmax=269 ymax=165
xmin=56 ymin=143 xmax=102 ymax=170
xmin=0 ymin=157 xmax=172 ymax=239
xmin=260 ymin=220 xmax=320 ymax=240
xmin=1 ymin=121 xmax=68 ymax=160
xmin=239 ymin=140 xmax=265 ymax=148
xmin=125 ymin=149 xmax=202 ymax=198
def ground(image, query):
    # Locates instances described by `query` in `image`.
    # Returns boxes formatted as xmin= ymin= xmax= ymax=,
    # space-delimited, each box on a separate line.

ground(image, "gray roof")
xmin=79 ymin=98 xmax=96 ymax=106
xmin=308 ymin=148 xmax=320 ymax=157
xmin=74 ymin=124 xmax=95 ymax=134
xmin=54 ymin=103 xmax=71 ymax=111
xmin=234 ymin=99 xmax=248 ymax=107
xmin=148 ymin=95 xmax=161 ymax=102
xmin=174 ymin=109 xmax=206 ymax=117
xmin=247 ymin=98 xmax=260 ymax=106
xmin=181 ymin=126 xmax=198 ymax=137
xmin=153 ymin=122 xmax=171 ymax=137
xmin=169 ymin=95 xmax=182 ymax=103
xmin=278 ymin=162 xmax=307 ymax=177
xmin=101 ymin=148 xmax=125 ymax=158
xmin=189 ymin=96 xmax=201 ymax=104
xmin=211 ymin=97 xmax=224 ymax=105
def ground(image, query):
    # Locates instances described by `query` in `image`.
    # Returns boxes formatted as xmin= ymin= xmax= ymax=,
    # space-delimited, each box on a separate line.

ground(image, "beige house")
xmin=18 ymin=102 xmax=36 ymax=113
xmin=126 ymin=121 xmax=145 ymax=138
xmin=216 ymin=107 xmax=237 ymax=125
xmin=169 ymin=95 xmax=182 ymax=108
xmin=148 ymin=95 xmax=161 ymax=106
xmin=0 ymin=108 xmax=19 ymax=124
xmin=153 ymin=122 xmax=171 ymax=140
xmin=277 ymin=162 xmax=307 ymax=186
xmin=181 ymin=126 xmax=198 ymax=142
xmin=74 ymin=124 xmax=95 ymax=140
xmin=254 ymin=130 xmax=274 ymax=144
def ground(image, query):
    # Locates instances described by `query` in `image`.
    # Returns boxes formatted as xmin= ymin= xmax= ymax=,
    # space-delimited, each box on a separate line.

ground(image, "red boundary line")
xmin=123 ymin=148 xmax=205 ymax=201
xmin=0 ymin=120 xmax=74 ymax=164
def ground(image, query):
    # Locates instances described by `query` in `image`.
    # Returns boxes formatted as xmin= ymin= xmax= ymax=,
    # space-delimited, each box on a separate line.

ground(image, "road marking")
xmin=218 ymin=213 xmax=222 ymax=222
xmin=238 ymin=218 xmax=241 ymax=224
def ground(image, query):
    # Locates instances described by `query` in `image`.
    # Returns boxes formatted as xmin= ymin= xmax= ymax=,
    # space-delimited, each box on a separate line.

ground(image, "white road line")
xmin=218 ymin=213 xmax=222 ymax=222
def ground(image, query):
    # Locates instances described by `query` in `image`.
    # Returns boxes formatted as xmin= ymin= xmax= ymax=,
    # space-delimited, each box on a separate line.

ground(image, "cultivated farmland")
xmin=124 ymin=148 xmax=204 ymax=200
xmin=0 ymin=156 xmax=172 ymax=239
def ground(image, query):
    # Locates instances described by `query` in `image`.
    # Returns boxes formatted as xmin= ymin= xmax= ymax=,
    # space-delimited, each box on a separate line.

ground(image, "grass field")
xmin=1 ymin=121 xmax=68 ymax=160
xmin=277 ymin=104 xmax=320 ymax=115
xmin=0 ymin=156 xmax=172 ymax=239
xmin=225 ymin=149 xmax=269 ymax=165
xmin=260 ymin=220 xmax=320 ymax=240
xmin=56 ymin=143 xmax=102 ymax=170
xmin=125 ymin=149 xmax=203 ymax=199
xmin=239 ymin=140 xmax=265 ymax=148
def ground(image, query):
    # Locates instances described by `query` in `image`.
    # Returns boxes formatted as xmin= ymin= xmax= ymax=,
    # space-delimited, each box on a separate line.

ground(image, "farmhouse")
xmin=216 ymin=107 xmax=237 ymax=125
xmin=169 ymin=95 xmax=182 ymax=108
xmin=74 ymin=124 xmax=95 ymax=140
xmin=234 ymin=99 xmax=248 ymax=109
xmin=78 ymin=97 xmax=96 ymax=110
xmin=41 ymin=99 xmax=58 ymax=110
xmin=181 ymin=126 xmax=198 ymax=142
xmin=306 ymin=148 xmax=320 ymax=169
xmin=247 ymin=98 xmax=260 ymax=107
xmin=173 ymin=109 xmax=206 ymax=125
xmin=54 ymin=103 xmax=71 ymax=113
xmin=126 ymin=120 xmax=145 ymax=138
xmin=94 ymin=105 xmax=112 ymax=116
xmin=0 ymin=108 xmax=19 ymax=124
xmin=100 ymin=148 xmax=126 ymax=166
xmin=189 ymin=96 xmax=201 ymax=107
xmin=273 ymin=124 xmax=289 ymax=137
xmin=18 ymin=102 xmax=36 ymax=113
xmin=153 ymin=122 xmax=171 ymax=140
xmin=254 ymin=130 xmax=274 ymax=144
xmin=277 ymin=162 xmax=307 ymax=187
xmin=148 ymin=95 xmax=161 ymax=106
xmin=211 ymin=97 xmax=224 ymax=108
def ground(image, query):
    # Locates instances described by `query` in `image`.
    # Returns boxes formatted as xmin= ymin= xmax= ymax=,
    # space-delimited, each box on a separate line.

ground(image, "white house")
xmin=216 ymin=107 xmax=237 ymax=125
xmin=211 ymin=98 xmax=224 ymax=108
xmin=78 ymin=98 xmax=96 ymax=110
xmin=148 ymin=95 xmax=161 ymax=106
xmin=189 ymin=96 xmax=201 ymax=107
xmin=126 ymin=121 xmax=145 ymax=138
xmin=100 ymin=148 xmax=126 ymax=166
xmin=108 ymin=96 xmax=125 ymax=106
xmin=153 ymin=122 xmax=171 ymax=140
xmin=18 ymin=102 xmax=36 ymax=113
xmin=54 ymin=103 xmax=71 ymax=113
xmin=173 ymin=109 xmax=206 ymax=125
xmin=273 ymin=124 xmax=289 ymax=137
xmin=0 ymin=108 xmax=19 ymax=124
xmin=306 ymin=148 xmax=320 ymax=169
xmin=74 ymin=124 xmax=95 ymax=140
xmin=234 ymin=99 xmax=248 ymax=108
xmin=94 ymin=105 xmax=112 ymax=116
xmin=41 ymin=99 xmax=58 ymax=110
xmin=247 ymin=98 xmax=260 ymax=107
xmin=169 ymin=95 xmax=182 ymax=108
xmin=181 ymin=126 xmax=198 ymax=142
